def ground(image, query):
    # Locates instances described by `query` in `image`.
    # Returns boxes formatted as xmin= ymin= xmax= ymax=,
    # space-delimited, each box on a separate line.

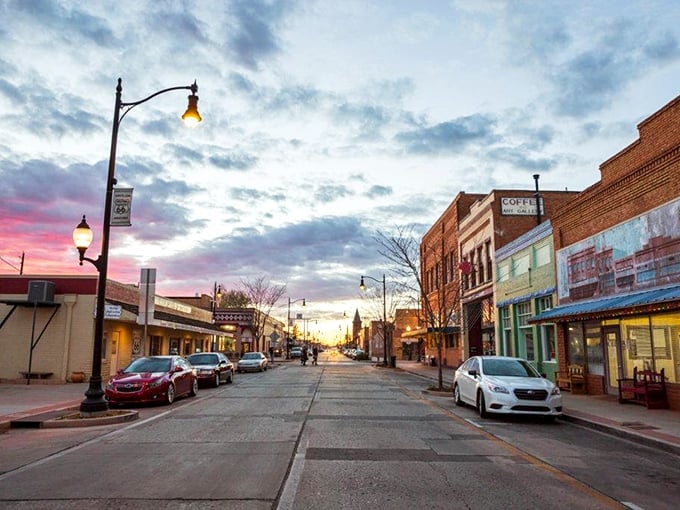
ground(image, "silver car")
xmin=237 ymin=352 xmax=269 ymax=373
xmin=453 ymin=356 xmax=562 ymax=420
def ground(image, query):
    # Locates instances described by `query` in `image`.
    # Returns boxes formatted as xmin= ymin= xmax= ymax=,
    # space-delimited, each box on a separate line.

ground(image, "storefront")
xmin=531 ymin=287 xmax=680 ymax=402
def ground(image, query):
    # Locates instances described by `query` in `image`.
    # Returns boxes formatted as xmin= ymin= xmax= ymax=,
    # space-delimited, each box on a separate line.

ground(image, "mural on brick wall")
xmin=557 ymin=197 xmax=680 ymax=303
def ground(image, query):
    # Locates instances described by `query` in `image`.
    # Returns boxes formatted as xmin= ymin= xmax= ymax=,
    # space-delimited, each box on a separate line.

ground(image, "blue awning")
xmin=530 ymin=285 xmax=680 ymax=323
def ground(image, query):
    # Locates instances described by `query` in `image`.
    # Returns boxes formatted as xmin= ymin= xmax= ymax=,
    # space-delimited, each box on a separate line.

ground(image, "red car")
xmin=105 ymin=355 xmax=198 ymax=406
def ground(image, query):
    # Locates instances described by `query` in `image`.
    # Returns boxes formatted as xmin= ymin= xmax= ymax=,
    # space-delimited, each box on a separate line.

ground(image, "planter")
xmin=71 ymin=372 xmax=86 ymax=383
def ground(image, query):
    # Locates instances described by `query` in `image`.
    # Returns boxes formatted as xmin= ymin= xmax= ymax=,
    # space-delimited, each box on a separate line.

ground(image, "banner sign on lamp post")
xmin=111 ymin=188 xmax=133 ymax=226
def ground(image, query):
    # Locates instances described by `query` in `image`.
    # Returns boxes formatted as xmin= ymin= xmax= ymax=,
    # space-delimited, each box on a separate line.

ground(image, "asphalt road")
xmin=0 ymin=351 xmax=677 ymax=509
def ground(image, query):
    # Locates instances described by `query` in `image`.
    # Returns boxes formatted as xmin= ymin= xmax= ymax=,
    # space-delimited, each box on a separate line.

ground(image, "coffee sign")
xmin=501 ymin=197 xmax=544 ymax=216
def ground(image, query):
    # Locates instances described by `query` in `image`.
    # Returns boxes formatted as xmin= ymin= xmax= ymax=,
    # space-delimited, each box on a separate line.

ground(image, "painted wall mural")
xmin=557 ymin=197 xmax=680 ymax=303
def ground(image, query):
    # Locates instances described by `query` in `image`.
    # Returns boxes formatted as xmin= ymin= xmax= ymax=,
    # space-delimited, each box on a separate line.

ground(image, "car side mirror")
xmin=468 ymin=369 xmax=478 ymax=377
xmin=174 ymin=366 xmax=183 ymax=373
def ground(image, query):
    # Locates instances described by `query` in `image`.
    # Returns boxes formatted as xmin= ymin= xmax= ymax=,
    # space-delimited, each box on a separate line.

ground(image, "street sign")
xmin=270 ymin=332 xmax=280 ymax=342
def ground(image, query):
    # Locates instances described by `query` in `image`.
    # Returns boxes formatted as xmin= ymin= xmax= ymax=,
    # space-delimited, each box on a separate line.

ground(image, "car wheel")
xmin=453 ymin=384 xmax=464 ymax=406
xmin=214 ymin=372 xmax=220 ymax=388
xmin=477 ymin=390 xmax=489 ymax=418
xmin=165 ymin=384 xmax=175 ymax=405
xmin=189 ymin=378 xmax=198 ymax=397
xmin=227 ymin=371 xmax=233 ymax=384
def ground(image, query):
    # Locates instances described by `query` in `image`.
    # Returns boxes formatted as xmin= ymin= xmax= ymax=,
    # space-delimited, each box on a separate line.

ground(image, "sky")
xmin=1 ymin=0 xmax=680 ymax=342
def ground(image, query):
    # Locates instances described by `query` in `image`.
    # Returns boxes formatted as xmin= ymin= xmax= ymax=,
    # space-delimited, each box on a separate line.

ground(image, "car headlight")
xmin=148 ymin=378 xmax=164 ymax=388
xmin=551 ymin=386 xmax=561 ymax=395
xmin=486 ymin=383 xmax=509 ymax=394
xmin=105 ymin=382 xmax=114 ymax=390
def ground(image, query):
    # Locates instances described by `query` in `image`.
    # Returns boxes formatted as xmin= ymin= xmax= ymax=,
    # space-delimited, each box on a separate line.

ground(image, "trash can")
xmin=390 ymin=356 xmax=397 ymax=368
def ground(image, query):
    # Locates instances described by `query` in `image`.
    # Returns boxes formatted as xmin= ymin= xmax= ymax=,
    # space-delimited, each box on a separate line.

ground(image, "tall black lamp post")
xmin=359 ymin=274 xmax=387 ymax=366
xmin=286 ymin=297 xmax=305 ymax=359
xmin=72 ymin=78 xmax=202 ymax=417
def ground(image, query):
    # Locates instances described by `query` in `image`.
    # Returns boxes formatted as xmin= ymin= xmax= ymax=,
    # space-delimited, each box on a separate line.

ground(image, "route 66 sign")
xmin=111 ymin=188 xmax=133 ymax=226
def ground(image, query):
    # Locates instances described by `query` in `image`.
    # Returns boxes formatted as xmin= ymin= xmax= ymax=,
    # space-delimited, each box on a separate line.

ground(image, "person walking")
xmin=312 ymin=346 xmax=318 ymax=366
xmin=301 ymin=346 xmax=308 ymax=366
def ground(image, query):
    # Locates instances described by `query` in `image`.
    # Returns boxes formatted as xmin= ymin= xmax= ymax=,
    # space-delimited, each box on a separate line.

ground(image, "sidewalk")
xmin=2 ymin=363 xmax=680 ymax=457
xmin=396 ymin=360 xmax=680 ymax=456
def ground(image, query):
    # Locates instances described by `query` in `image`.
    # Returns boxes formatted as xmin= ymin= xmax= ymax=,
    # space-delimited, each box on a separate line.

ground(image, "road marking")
xmin=400 ymin=385 xmax=626 ymax=510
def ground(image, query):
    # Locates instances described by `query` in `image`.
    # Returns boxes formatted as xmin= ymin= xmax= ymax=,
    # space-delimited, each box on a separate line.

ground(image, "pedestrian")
xmin=301 ymin=346 xmax=308 ymax=366
xmin=312 ymin=346 xmax=318 ymax=366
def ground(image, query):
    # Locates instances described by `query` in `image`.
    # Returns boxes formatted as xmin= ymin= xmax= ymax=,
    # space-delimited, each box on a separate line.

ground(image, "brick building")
xmin=420 ymin=187 xmax=579 ymax=368
xmin=532 ymin=94 xmax=680 ymax=409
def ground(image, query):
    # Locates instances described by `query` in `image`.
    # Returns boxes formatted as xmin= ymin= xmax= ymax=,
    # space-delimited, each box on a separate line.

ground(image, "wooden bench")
xmin=617 ymin=367 xmax=669 ymax=409
xmin=20 ymin=371 xmax=54 ymax=380
xmin=555 ymin=364 xmax=586 ymax=394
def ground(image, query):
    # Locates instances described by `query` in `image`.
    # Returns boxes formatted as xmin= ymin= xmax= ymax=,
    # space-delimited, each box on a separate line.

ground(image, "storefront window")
xmin=585 ymin=322 xmax=604 ymax=376
xmin=568 ymin=323 xmax=584 ymax=365
xmin=501 ymin=306 xmax=512 ymax=356
xmin=651 ymin=313 xmax=679 ymax=383
xmin=516 ymin=302 xmax=533 ymax=360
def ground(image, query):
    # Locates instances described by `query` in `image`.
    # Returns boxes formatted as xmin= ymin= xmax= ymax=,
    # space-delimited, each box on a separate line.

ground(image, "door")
xmin=109 ymin=332 xmax=120 ymax=374
xmin=603 ymin=326 xmax=622 ymax=395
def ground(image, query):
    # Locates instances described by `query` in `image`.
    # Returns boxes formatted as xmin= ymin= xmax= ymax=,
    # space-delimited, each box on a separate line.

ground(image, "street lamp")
xmin=72 ymin=78 xmax=202 ymax=417
xmin=359 ymin=274 xmax=387 ymax=366
xmin=286 ymin=297 xmax=305 ymax=359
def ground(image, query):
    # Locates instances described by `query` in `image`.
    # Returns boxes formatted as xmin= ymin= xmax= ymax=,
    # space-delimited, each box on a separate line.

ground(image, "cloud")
xmin=314 ymin=184 xmax=352 ymax=203
xmin=209 ymin=151 xmax=258 ymax=170
xmin=365 ymin=185 xmax=393 ymax=197
xmin=9 ymin=0 xmax=118 ymax=47
xmin=224 ymin=0 xmax=295 ymax=69
xmin=394 ymin=113 xmax=497 ymax=154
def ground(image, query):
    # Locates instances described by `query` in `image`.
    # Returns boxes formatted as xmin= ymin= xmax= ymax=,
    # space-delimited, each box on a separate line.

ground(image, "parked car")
xmin=105 ymin=355 xmax=198 ymax=406
xmin=186 ymin=352 xmax=233 ymax=387
xmin=290 ymin=347 xmax=302 ymax=358
xmin=237 ymin=352 xmax=269 ymax=372
xmin=453 ymin=356 xmax=562 ymax=420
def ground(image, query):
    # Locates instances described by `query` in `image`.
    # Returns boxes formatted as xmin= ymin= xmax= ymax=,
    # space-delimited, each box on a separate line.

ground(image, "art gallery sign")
xmin=501 ymin=197 xmax=544 ymax=216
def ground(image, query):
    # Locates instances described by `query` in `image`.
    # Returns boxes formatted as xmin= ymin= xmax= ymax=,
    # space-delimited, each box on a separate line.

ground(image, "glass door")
xmin=603 ymin=326 xmax=622 ymax=394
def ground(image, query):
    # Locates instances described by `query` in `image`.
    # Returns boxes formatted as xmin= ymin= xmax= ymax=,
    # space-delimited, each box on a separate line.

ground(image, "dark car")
xmin=105 ymin=355 xmax=198 ymax=406
xmin=187 ymin=352 xmax=234 ymax=387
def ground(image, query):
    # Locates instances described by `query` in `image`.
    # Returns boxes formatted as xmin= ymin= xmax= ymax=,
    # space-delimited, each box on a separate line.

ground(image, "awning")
xmin=530 ymin=285 xmax=680 ymax=324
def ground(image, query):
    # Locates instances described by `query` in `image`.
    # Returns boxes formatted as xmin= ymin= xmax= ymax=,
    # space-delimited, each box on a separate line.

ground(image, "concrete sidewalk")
xmin=396 ymin=360 xmax=680 ymax=455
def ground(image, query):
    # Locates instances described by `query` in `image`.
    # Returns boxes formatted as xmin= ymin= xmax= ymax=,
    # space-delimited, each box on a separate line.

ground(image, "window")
xmin=501 ymin=306 xmax=512 ymax=356
xmin=537 ymin=297 xmax=555 ymax=361
xmin=535 ymin=243 xmax=551 ymax=267
xmin=516 ymin=301 xmax=534 ymax=360
xmin=513 ymin=254 xmax=530 ymax=276
xmin=497 ymin=263 xmax=509 ymax=282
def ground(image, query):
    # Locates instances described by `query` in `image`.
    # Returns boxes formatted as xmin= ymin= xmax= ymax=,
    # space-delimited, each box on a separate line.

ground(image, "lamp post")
xmin=286 ymin=297 xmax=305 ymax=359
xmin=359 ymin=274 xmax=387 ymax=366
xmin=211 ymin=282 xmax=223 ymax=351
xmin=72 ymin=78 xmax=202 ymax=417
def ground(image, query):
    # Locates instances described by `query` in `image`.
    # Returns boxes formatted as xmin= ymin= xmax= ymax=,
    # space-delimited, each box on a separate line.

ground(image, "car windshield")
xmin=242 ymin=353 xmax=260 ymax=360
xmin=125 ymin=357 xmax=171 ymax=373
xmin=482 ymin=358 xmax=539 ymax=378
xmin=187 ymin=354 xmax=217 ymax=365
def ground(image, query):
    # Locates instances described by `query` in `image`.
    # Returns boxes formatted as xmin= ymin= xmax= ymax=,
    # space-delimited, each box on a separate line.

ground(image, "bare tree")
xmin=375 ymin=225 xmax=460 ymax=390
xmin=239 ymin=276 xmax=286 ymax=351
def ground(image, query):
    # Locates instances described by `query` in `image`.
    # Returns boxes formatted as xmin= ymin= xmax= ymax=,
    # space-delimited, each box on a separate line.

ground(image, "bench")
xmin=19 ymin=371 xmax=54 ymax=380
xmin=555 ymin=364 xmax=586 ymax=394
xmin=617 ymin=367 xmax=669 ymax=409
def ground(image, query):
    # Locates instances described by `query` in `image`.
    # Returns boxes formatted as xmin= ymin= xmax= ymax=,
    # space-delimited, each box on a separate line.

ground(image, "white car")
xmin=453 ymin=356 xmax=562 ymax=420
xmin=237 ymin=352 xmax=269 ymax=373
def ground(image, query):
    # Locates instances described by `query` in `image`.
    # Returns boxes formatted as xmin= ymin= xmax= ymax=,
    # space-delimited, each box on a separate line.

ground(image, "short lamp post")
xmin=211 ymin=282 xmax=223 ymax=351
xmin=72 ymin=78 xmax=202 ymax=417
xmin=359 ymin=274 xmax=387 ymax=366
xmin=286 ymin=297 xmax=305 ymax=359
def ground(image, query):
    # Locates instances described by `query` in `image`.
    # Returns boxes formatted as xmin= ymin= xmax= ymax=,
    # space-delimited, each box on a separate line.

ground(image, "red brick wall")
xmin=553 ymin=95 xmax=680 ymax=251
